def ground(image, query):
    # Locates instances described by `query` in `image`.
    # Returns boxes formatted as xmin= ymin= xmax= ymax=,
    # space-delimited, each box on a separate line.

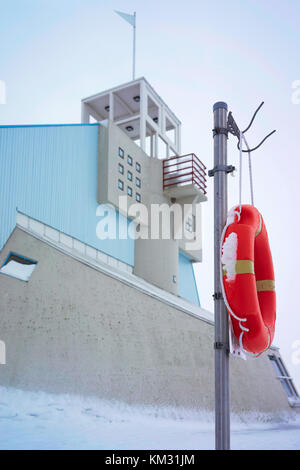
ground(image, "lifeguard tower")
xmin=82 ymin=77 xmax=207 ymax=295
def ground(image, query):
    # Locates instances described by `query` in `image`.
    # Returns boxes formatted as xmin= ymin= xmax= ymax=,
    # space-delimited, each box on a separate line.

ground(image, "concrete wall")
xmin=134 ymin=238 xmax=179 ymax=295
xmin=98 ymin=119 xmax=153 ymax=213
xmin=0 ymin=228 xmax=294 ymax=414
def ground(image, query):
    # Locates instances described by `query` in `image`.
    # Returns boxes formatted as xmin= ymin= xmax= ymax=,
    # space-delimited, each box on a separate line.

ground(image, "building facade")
xmin=0 ymin=78 xmax=299 ymax=414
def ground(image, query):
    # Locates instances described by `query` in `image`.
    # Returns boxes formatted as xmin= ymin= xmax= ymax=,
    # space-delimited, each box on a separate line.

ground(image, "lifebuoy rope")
xmin=239 ymin=131 xmax=254 ymax=209
xmin=220 ymin=132 xmax=271 ymax=359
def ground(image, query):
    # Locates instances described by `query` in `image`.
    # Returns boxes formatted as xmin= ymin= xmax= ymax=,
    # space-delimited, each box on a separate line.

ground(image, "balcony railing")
xmin=163 ymin=153 xmax=207 ymax=195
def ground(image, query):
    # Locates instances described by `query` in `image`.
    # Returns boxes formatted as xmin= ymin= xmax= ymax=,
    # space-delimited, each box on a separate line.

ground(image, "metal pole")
xmin=213 ymin=101 xmax=230 ymax=450
xmin=133 ymin=12 xmax=136 ymax=80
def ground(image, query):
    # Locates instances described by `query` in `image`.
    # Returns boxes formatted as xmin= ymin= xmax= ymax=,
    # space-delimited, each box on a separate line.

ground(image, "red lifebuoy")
xmin=221 ymin=204 xmax=276 ymax=355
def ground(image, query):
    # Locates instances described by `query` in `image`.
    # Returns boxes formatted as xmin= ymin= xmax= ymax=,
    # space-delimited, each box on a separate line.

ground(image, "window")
xmin=136 ymin=162 xmax=141 ymax=173
xmin=127 ymin=186 xmax=132 ymax=197
xmin=185 ymin=215 xmax=195 ymax=233
xmin=127 ymin=171 xmax=132 ymax=182
xmin=119 ymin=147 xmax=124 ymax=159
xmin=136 ymin=193 xmax=141 ymax=203
xmin=127 ymin=155 xmax=133 ymax=166
xmin=118 ymin=179 xmax=124 ymax=191
xmin=0 ymin=252 xmax=37 ymax=282
xmin=269 ymin=355 xmax=299 ymax=399
xmin=136 ymin=177 xmax=141 ymax=188
xmin=118 ymin=163 xmax=124 ymax=175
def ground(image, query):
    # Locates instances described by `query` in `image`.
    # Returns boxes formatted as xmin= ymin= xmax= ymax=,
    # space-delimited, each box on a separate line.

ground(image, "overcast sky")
xmin=1 ymin=0 xmax=300 ymax=390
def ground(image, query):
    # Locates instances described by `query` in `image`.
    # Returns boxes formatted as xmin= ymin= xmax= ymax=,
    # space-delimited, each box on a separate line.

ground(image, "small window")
xmin=136 ymin=193 xmax=141 ymax=203
xmin=136 ymin=162 xmax=141 ymax=173
xmin=127 ymin=186 xmax=132 ymax=197
xmin=118 ymin=179 xmax=124 ymax=191
xmin=136 ymin=177 xmax=141 ymax=188
xmin=119 ymin=147 xmax=124 ymax=159
xmin=0 ymin=252 xmax=37 ymax=282
xmin=127 ymin=171 xmax=133 ymax=182
xmin=118 ymin=163 xmax=124 ymax=175
xmin=185 ymin=217 xmax=194 ymax=233
xmin=269 ymin=355 xmax=299 ymax=399
xmin=127 ymin=155 xmax=133 ymax=166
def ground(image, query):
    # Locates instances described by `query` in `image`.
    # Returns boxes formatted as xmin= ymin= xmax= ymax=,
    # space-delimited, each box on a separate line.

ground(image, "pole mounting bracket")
xmin=214 ymin=342 xmax=230 ymax=353
xmin=208 ymin=165 xmax=235 ymax=177
xmin=212 ymin=127 xmax=228 ymax=138
xmin=213 ymin=292 xmax=223 ymax=300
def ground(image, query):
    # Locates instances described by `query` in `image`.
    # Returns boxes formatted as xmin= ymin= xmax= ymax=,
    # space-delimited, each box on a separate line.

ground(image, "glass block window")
xmin=136 ymin=193 xmax=141 ymax=203
xmin=136 ymin=177 xmax=141 ymax=188
xmin=127 ymin=171 xmax=133 ymax=182
xmin=136 ymin=162 xmax=141 ymax=173
xmin=118 ymin=179 xmax=124 ymax=191
xmin=119 ymin=147 xmax=124 ymax=159
xmin=127 ymin=186 xmax=132 ymax=197
xmin=0 ymin=252 xmax=37 ymax=282
xmin=118 ymin=163 xmax=124 ymax=175
xmin=127 ymin=155 xmax=133 ymax=166
xmin=185 ymin=217 xmax=194 ymax=233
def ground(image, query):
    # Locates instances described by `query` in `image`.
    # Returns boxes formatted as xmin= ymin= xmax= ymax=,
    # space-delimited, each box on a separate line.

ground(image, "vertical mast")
xmin=213 ymin=101 xmax=230 ymax=450
xmin=133 ymin=12 xmax=136 ymax=80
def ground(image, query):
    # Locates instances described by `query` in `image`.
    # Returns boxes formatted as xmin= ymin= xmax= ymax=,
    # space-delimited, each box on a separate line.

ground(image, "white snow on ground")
xmin=0 ymin=387 xmax=299 ymax=450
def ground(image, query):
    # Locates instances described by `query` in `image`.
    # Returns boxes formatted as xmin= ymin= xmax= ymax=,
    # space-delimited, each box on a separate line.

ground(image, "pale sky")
xmin=1 ymin=0 xmax=300 ymax=390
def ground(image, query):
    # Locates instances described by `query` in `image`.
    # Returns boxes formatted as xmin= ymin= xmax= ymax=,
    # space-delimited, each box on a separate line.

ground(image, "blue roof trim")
xmin=1 ymin=252 xmax=38 ymax=268
xmin=0 ymin=123 xmax=99 ymax=129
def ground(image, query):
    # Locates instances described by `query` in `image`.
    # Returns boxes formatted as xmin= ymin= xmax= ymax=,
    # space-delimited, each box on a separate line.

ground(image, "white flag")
xmin=115 ymin=10 xmax=135 ymax=27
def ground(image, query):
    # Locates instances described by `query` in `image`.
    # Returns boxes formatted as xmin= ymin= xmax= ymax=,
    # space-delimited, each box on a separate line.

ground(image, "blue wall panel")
xmin=0 ymin=124 xmax=134 ymax=266
xmin=178 ymin=251 xmax=201 ymax=306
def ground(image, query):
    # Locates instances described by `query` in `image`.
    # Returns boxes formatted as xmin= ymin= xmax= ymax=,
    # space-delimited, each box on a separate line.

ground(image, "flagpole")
xmin=115 ymin=10 xmax=136 ymax=81
xmin=133 ymin=12 xmax=136 ymax=80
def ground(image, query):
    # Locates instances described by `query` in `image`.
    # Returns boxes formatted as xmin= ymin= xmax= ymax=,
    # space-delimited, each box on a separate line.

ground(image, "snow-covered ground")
xmin=0 ymin=387 xmax=299 ymax=450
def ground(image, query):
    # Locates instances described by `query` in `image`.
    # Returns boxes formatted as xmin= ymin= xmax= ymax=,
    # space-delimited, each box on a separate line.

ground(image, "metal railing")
xmin=163 ymin=153 xmax=207 ymax=194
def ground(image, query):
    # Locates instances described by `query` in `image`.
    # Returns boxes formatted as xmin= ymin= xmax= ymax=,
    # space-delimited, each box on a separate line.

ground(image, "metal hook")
xmin=237 ymin=130 xmax=276 ymax=153
xmin=242 ymin=101 xmax=265 ymax=134
xmin=227 ymin=102 xmax=276 ymax=153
